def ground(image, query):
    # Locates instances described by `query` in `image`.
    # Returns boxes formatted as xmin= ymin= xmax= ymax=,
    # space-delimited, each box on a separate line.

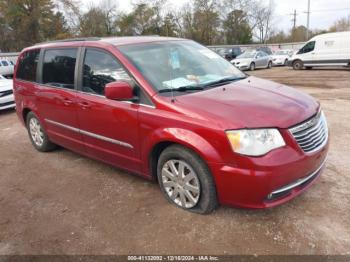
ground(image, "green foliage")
xmin=223 ymin=10 xmax=252 ymax=44
xmin=0 ymin=0 xmax=72 ymax=51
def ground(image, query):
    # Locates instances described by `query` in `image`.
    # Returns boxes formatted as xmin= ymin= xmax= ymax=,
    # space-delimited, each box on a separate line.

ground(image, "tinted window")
xmin=42 ymin=49 xmax=77 ymax=89
xmin=298 ymin=41 xmax=315 ymax=54
xmin=82 ymin=49 xmax=131 ymax=95
xmin=2 ymin=61 xmax=9 ymax=66
xmin=16 ymin=50 xmax=40 ymax=81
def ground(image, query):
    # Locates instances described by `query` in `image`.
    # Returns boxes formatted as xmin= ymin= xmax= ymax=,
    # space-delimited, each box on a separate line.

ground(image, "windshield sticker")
xmin=169 ymin=50 xmax=180 ymax=69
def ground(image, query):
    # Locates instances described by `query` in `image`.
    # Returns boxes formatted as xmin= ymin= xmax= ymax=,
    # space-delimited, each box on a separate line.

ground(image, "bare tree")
xmin=250 ymin=0 xmax=275 ymax=43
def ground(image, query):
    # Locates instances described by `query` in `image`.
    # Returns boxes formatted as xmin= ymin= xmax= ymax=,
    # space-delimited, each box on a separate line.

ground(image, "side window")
xmin=42 ymin=48 xmax=77 ymax=89
xmin=2 ymin=61 xmax=9 ymax=66
xmin=298 ymin=41 xmax=315 ymax=54
xmin=16 ymin=50 xmax=40 ymax=81
xmin=82 ymin=49 xmax=131 ymax=95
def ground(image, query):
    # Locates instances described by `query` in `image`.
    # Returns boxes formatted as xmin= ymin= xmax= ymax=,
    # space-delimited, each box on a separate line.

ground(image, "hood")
xmin=272 ymin=55 xmax=288 ymax=59
xmin=0 ymin=79 xmax=13 ymax=92
xmin=172 ymin=76 xmax=318 ymax=130
xmin=232 ymin=58 xmax=253 ymax=64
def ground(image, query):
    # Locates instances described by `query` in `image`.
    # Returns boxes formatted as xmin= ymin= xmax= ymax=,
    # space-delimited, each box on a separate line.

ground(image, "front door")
xmin=76 ymin=48 xmax=142 ymax=173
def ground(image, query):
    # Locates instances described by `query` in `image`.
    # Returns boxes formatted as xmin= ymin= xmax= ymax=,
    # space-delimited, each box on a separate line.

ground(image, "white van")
xmin=289 ymin=31 xmax=350 ymax=70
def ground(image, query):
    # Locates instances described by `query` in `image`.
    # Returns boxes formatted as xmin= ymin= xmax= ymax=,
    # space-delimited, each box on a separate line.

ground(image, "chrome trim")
xmin=289 ymin=111 xmax=329 ymax=154
xmin=289 ymin=109 xmax=322 ymax=134
xmin=45 ymin=119 xmax=133 ymax=149
xmin=269 ymin=156 xmax=327 ymax=196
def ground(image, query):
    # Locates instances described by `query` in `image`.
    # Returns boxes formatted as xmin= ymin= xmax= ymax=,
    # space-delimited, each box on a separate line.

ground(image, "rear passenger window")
xmin=42 ymin=49 xmax=77 ymax=89
xmin=82 ymin=49 xmax=131 ymax=95
xmin=16 ymin=50 xmax=40 ymax=82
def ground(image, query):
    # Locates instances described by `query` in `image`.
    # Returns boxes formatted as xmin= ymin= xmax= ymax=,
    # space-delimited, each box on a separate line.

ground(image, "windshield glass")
xmin=237 ymin=52 xmax=256 ymax=59
xmin=118 ymin=41 xmax=245 ymax=93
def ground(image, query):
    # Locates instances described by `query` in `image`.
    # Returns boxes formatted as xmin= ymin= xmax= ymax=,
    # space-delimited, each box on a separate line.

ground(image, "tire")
xmin=293 ymin=60 xmax=303 ymax=70
xmin=26 ymin=112 xmax=56 ymax=152
xmin=157 ymin=145 xmax=218 ymax=214
xmin=284 ymin=59 xmax=288 ymax=66
xmin=267 ymin=61 xmax=272 ymax=69
xmin=305 ymin=66 xmax=313 ymax=70
xmin=249 ymin=62 xmax=255 ymax=71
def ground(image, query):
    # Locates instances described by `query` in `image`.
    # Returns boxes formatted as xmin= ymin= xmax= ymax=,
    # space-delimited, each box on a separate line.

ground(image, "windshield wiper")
xmin=202 ymin=76 xmax=247 ymax=88
xmin=158 ymin=85 xmax=204 ymax=93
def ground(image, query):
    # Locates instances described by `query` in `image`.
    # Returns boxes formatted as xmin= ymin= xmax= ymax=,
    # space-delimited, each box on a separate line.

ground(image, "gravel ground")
xmin=0 ymin=66 xmax=349 ymax=255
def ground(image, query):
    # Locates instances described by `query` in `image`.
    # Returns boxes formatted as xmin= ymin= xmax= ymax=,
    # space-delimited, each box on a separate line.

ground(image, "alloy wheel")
xmin=29 ymin=118 xmax=44 ymax=147
xmin=161 ymin=159 xmax=200 ymax=209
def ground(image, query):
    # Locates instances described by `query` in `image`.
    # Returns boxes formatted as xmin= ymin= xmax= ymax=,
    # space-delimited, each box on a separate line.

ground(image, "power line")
xmin=311 ymin=7 xmax=350 ymax=13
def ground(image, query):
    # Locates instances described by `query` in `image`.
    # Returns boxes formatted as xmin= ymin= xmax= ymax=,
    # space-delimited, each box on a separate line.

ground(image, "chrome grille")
xmin=289 ymin=110 xmax=328 ymax=153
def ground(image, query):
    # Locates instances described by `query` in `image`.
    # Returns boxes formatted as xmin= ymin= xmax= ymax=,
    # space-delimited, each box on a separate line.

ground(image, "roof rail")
xmin=35 ymin=37 xmax=101 ymax=45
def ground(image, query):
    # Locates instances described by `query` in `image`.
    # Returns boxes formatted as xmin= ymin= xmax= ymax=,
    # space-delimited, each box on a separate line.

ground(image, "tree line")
xmin=0 ymin=0 xmax=349 ymax=52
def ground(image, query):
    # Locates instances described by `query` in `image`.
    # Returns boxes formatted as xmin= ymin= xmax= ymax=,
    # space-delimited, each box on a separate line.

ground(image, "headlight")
xmin=226 ymin=129 xmax=285 ymax=156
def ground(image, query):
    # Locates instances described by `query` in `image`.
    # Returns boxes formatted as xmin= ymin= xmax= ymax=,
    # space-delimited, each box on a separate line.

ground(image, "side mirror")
xmin=105 ymin=81 xmax=136 ymax=101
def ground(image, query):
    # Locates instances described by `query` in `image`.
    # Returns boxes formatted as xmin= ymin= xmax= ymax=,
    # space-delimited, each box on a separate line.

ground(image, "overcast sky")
xmin=90 ymin=0 xmax=350 ymax=32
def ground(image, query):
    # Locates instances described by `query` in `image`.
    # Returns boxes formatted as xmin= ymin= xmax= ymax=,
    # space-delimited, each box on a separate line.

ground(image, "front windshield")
xmin=118 ymin=41 xmax=245 ymax=92
xmin=237 ymin=52 xmax=256 ymax=59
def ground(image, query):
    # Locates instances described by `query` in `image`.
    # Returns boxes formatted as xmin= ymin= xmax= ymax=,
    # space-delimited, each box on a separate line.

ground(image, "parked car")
xmin=256 ymin=46 xmax=273 ymax=55
xmin=272 ymin=50 xmax=293 ymax=66
xmin=14 ymin=37 xmax=329 ymax=213
xmin=288 ymin=31 xmax=350 ymax=70
xmin=0 ymin=75 xmax=15 ymax=110
xmin=231 ymin=51 xmax=273 ymax=71
xmin=0 ymin=59 xmax=15 ymax=77
xmin=224 ymin=47 xmax=243 ymax=61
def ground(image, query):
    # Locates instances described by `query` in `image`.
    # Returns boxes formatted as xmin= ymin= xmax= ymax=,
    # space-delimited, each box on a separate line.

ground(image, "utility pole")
xmin=306 ymin=0 xmax=311 ymax=40
xmin=290 ymin=9 xmax=297 ymax=30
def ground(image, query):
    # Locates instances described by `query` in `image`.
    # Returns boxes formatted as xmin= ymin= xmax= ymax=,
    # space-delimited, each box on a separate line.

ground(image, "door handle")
xmin=63 ymin=98 xmax=73 ymax=106
xmin=79 ymin=101 xmax=91 ymax=109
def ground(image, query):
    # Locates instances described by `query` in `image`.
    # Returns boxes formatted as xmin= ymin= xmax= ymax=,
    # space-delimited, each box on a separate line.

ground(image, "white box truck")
xmin=289 ymin=31 xmax=350 ymax=70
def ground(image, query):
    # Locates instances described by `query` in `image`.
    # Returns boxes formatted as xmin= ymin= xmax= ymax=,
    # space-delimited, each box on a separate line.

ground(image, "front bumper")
xmin=0 ymin=94 xmax=15 ymax=110
xmin=210 ymin=135 xmax=329 ymax=208
xmin=234 ymin=64 xmax=249 ymax=70
xmin=272 ymin=60 xmax=285 ymax=66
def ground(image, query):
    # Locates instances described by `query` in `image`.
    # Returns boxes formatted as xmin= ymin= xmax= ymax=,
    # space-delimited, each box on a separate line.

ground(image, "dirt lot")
xmin=0 ymin=67 xmax=349 ymax=255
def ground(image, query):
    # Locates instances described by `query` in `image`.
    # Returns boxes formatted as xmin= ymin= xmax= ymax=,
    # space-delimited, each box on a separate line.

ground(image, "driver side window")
xmin=82 ymin=49 xmax=131 ymax=96
xmin=298 ymin=41 xmax=315 ymax=54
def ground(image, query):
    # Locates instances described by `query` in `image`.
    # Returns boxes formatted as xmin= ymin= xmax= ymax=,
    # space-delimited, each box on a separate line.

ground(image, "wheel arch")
xmin=145 ymin=128 xmax=223 ymax=181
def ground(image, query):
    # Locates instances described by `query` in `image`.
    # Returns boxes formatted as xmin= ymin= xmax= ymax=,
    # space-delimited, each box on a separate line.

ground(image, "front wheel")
xmin=293 ymin=60 xmax=303 ymax=70
xmin=157 ymin=145 xmax=218 ymax=214
xmin=26 ymin=112 xmax=56 ymax=152
xmin=249 ymin=62 xmax=255 ymax=71
xmin=267 ymin=61 xmax=272 ymax=69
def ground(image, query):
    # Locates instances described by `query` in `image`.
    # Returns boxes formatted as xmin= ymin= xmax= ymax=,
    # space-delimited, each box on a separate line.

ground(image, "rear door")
xmin=35 ymin=48 xmax=84 ymax=154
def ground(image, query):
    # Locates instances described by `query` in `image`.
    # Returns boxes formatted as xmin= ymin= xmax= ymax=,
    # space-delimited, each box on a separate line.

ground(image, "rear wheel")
xmin=292 ymin=60 xmax=303 ymax=70
xmin=284 ymin=59 xmax=288 ymax=66
xmin=26 ymin=112 xmax=56 ymax=152
xmin=157 ymin=145 xmax=218 ymax=214
xmin=249 ymin=62 xmax=255 ymax=71
xmin=267 ymin=61 xmax=272 ymax=69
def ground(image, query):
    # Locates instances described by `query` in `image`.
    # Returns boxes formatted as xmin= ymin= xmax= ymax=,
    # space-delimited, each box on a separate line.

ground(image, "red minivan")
xmin=13 ymin=37 xmax=329 ymax=214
